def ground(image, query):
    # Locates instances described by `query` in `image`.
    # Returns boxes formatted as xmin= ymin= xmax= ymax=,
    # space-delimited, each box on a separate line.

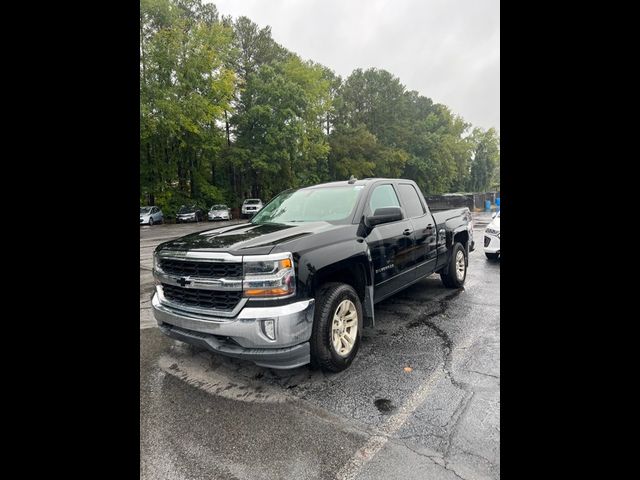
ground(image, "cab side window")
xmin=398 ymin=184 xmax=426 ymax=218
xmin=368 ymin=184 xmax=401 ymax=214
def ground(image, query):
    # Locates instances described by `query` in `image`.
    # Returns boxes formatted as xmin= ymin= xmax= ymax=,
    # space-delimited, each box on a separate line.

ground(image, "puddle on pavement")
xmin=158 ymin=352 xmax=291 ymax=404
xmin=374 ymin=398 xmax=396 ymax=413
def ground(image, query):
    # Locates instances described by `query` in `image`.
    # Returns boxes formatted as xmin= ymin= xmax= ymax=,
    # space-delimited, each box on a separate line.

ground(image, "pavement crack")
xmin=444 ymin=391 xmax=474 ymax=460
xmin=393 ymin=440 xmax=470 ymax=480
xmin=466 ymin=369 xmax=500 ymax=380
xmin=457 ymin=448 xmax=497 ymax=468
xmin=418 ymin=314 xmax=470 ymax=392
xmin=413 ymin=309 xmax=485 ymax=470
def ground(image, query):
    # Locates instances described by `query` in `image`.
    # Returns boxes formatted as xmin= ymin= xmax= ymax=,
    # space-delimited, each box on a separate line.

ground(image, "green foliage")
xmin=468 ymin=128 xmax=500 ymax=192
xmin=140 ymin=0 xmax=499 ymax=216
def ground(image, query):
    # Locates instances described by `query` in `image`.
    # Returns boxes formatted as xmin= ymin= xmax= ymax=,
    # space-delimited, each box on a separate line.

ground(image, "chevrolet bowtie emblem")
xmin=176 ymin=277 xmax=191 ymax=287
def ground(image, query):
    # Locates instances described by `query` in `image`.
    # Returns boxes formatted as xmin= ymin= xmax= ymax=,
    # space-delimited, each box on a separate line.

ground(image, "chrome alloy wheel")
xmin=332 ymin=299 xmax=358 ymax=357
xmin=455 ymin=250 xmax=466 ymax=281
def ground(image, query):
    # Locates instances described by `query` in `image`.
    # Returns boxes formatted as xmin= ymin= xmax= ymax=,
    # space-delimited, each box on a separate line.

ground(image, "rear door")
xmin=397 ymin=183 xmax=438 ymax=279
xmin=365 ymin=183 xmax=416 ymax=302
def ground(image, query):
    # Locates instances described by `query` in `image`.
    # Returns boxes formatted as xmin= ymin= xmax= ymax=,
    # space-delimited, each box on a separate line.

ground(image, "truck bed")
xmin=432 ymin=207 xmax=471 ymax=228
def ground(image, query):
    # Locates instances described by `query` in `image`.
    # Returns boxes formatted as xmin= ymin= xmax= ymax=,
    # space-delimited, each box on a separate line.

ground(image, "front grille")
xmin=160 ymin=259 xmax=243 ymax=278
xmin=484 ymin=236 xmax=491 ymax=247
xmin=162 ymin=284 xmax=243 ymax=311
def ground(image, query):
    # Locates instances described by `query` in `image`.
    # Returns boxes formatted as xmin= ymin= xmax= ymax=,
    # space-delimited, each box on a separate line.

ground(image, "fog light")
xmin=262 ymin=319 xmax=276 ymax=340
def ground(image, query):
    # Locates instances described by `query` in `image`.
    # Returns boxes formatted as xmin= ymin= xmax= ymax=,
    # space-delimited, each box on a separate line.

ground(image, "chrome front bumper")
xmin=152 ymin=291 xmax=315 ymax=369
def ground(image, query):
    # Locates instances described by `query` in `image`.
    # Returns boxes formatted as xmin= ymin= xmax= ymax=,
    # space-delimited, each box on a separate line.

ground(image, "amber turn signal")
xmin=245 ymin=287 xmax=291 ymax=297
xmin=279 ymin=258 xmax=292 ymax=269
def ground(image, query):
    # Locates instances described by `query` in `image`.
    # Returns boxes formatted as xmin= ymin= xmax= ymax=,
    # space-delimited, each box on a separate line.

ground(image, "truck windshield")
xmin=252 ymin=186 xmax=363 ymax=224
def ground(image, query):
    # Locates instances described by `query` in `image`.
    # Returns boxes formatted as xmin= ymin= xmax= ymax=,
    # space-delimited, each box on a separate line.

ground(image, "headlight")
xmin=243 ymin=252 xmax=295 ymax=298
xmin=486 ymin=228 xmax=500 ymax=236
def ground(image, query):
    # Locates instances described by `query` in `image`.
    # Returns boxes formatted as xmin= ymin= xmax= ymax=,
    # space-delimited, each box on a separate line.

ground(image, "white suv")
xmin=241 ymin=198 xmax=263 ymax=218
xmin=483 ymin=210 xmax=500 ymax=260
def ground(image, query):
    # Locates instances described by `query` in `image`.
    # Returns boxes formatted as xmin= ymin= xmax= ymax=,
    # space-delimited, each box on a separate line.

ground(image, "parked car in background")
xmin=175 ymin=205 xmax=205 ymax=223
xmin=140 ymin=206 xmax=164 ymax=225
xmin=241 ymin=198 xmax=263 ymax=218
xmin=484 ymin=210 xmax=500 ymax=259
xmin=208 ymin=204 xmax=232 ymax=221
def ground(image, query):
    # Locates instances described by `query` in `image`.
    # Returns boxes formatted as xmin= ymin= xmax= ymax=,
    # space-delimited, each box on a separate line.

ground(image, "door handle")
xmin=403 ymin=228 xmax=413 ymax=236
xmin=425 ymin=224 xmax=434 ymax=232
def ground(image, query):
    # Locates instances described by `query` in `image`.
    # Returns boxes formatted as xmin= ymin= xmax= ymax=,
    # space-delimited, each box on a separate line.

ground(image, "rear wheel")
xmin=310 ymin=283 xmax=363 ymax=372
xmin=149 ymin=217 xmax=154 ymax=226
xmin=441 ymin=242 xmax=467 ymax=288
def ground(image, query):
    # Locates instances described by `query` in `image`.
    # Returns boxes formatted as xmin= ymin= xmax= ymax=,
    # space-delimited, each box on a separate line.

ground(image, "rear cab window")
xmin=397 ymin=183 xmax=426 ymax=218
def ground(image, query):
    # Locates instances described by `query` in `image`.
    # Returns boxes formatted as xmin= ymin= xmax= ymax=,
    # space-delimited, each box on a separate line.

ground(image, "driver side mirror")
xmin=365 ymin=206 xmax=403 ymax=228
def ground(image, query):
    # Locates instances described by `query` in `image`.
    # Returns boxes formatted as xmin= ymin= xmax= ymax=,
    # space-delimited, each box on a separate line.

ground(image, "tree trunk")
xmin=232 ymin=163 xmax=237 ymax=202
xmin=224 ymin=110 xmax=231 ymax=147
xmin=178 ymin=151 xmax=187 ymax=194
xmin=189 ymin=150 xmax=196 ymax=198
xmin=140 ymin=16 xmax=146 ymax=83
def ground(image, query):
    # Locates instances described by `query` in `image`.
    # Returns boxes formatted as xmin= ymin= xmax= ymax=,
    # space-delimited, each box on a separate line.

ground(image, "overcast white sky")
xmin=210 ymin=0 xmax=500 ymax=132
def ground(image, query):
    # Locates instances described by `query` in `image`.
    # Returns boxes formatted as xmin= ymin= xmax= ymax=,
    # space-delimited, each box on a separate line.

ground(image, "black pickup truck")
xmin=152 ymin=178 xmax=474 ymax=371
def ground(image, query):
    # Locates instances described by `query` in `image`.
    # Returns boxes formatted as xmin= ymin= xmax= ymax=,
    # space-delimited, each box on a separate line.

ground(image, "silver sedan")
xmin=208 ymin=204 xmax=232 ymax=221
xmin=140 ymin=206 xmax=164 ymax=225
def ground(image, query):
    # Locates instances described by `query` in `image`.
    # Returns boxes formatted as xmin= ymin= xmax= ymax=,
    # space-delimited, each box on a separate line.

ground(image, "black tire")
xmin=310 ymin=282 xmax=363 ymax=372
xmin=440 ymin=242 xmax=467 ymax=288
xmin=485 ymin=252 xmax=499 ymax=260
xmin=149 ymin=217 xmax=154 ymax=226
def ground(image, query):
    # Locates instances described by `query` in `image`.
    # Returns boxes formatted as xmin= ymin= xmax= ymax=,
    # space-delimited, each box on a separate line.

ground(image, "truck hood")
xmin=156 ymin=221 xmax=344 ymax=255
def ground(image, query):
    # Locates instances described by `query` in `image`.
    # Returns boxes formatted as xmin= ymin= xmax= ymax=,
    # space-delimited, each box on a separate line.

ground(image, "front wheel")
xmin=441 ymin=242 xmax=467 ymax=288
xmin=149 ymin=217 xmax=154 ymax=226
xmin=310 ymin=283 xmax=363 ymax=372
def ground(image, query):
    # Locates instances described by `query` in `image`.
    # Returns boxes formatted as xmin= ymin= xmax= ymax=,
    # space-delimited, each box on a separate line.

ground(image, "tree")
xmin=140 ymin=0 xmax=499 ymax=216
xmin=232 ymin=56 xmax=331 ymax=199
xmin=332 ymin=68 xmax=474 ymax=194
xmin=468 ymin=127 xmax=500 ymax=192
xmin=335 ymin=68 xmax=406 ymax=147
xmin=140 ymin=0 xmax=235 ymax=210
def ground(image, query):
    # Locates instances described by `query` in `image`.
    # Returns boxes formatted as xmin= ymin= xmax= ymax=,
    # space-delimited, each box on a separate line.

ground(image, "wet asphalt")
xmin=140 ymin=213 xmax=500 ymax=479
